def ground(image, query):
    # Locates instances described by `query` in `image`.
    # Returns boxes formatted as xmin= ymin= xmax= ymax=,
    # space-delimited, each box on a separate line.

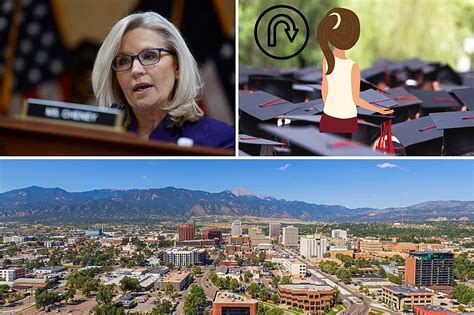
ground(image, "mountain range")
xmin=0 ymin=186 xmax=472 ymax=223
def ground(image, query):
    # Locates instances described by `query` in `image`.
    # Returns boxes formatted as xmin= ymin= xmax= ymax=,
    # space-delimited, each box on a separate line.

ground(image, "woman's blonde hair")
xmin=92 ymin=11 xmax=203 ymax=127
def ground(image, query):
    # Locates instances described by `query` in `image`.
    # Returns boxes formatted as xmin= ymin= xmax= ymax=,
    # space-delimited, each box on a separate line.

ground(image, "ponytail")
xmin=317 ymin=16 xmax=336 ymax=75
xmin=316 ymin=8 xmax=361 ymax=76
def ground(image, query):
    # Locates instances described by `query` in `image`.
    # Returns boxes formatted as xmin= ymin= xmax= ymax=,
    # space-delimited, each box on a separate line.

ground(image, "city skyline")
xmin=0 ymin=159 xmax=472 ymax=209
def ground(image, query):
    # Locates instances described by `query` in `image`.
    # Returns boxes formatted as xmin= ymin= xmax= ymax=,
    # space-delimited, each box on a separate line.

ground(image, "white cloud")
xmin=400 ymin=192 xmax=408 ymax=195
xmin=278 ymin=163 xmax=290 ymax=171
xmin=377 ymin=162 xmax=396 ymax=169
xmin=140 ymin=176 xmax=147 ymax=180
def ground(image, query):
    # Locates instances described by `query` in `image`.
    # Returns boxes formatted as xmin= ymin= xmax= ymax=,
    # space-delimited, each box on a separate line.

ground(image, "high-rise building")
xmin=405 ymin=252 xmax=454 ymax=294
xmin=163 ymin=248 xmax=206 ymax=266
xmin=231 ymin=220 xmax=242 ymax=236
xmin=269 ymin=222 xmax=281 ymax=238
xmin=202 ymin=228 xmax=222 ymax=242
xmin=300 ymin=234 xmax=328 ymax=258
xmin=178 ymin=225 xmax=195 ymax=241
xmin=331 ymin=229 xmax=348 ymax=240
xmin=248 ymin=227 xmax=262 ymax=239
xmin=282 ymin=226 xmax=299 ymax=246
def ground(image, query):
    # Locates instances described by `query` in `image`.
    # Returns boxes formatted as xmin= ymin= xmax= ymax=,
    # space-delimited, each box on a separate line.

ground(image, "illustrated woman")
xmin=317 ymin=8 xmax=393 ymax=134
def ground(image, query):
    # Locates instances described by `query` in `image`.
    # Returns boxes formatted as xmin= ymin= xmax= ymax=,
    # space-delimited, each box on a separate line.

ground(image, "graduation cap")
xmin=451 ymin=88 xmax=474 ymax=111
xmin=297 ymin=67 xmax=323 ymax=84
xmin=430 ymin=111 xmax=474 ymax=155
xmin=239 ymin=134 xmax=283 ymax=156
xmin=436 ymin=64 xmax=463 ymax=86
xmin=292 ymin=83 xmax=322 ymax=101
xmin=357 ymin=89 xmax=398 ymax=116
xmin=391 ymin=115 xmax=443 ymax=156
xmin=259 ymin=124 xmax=386 ymax=156
xmin=410 ymin=89 xmax=463 ymax=116
xmin=422 ymin=63 xmax=439 ymax=83
xmin=247 ymin=76 xmax=297 ymax=102
xmin=353 ymin=89 xmax=397 ymax=146
xmin=385 ymin=87 xmax=422 ymax=122
xmin=239 ymin=90 xmax=300 ymax=137
xmin=361 ymin=66 xmax=387 ymax=86
xmin=284 ymin=99 xmax=324 ymax=116
xmin=462 ymin=71 xmax=474 ymax=88
xmin=239 ymin=65 xmax=297 ymax=89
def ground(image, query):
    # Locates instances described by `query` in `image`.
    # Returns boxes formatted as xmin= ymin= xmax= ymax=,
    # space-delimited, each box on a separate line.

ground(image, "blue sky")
xmin=0 ymin=159 xmax=472 ymax=209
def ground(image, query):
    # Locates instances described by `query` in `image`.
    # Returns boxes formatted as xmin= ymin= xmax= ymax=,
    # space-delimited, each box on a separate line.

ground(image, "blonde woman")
xmin=92 ymin=12 xmax=234 ymax=149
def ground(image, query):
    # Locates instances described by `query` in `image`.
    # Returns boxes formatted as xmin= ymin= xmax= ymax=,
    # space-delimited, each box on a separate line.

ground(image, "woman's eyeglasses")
xmin=112 ymin=48 xmax=175 ymax=72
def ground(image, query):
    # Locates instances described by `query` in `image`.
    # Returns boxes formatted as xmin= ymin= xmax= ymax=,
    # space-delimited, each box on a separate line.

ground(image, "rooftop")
xmin=383 ymin=285 xmax=433 ymax=294
xmin=279 ymin=284 xmax=334 ymax=292
xmin=214 ymin=291 xmax=258 ymax=304
xmin=159 ymin=271 xmax=190 ymax=283
xmin=415 ymin=305 xmax=450 ymax=311
xmin=14 ymin=278 xmax=47 ymax=283
xmin=409 ymin=251 xmax=453 ymax=258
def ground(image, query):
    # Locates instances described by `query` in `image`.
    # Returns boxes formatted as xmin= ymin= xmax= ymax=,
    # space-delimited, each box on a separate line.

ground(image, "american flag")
xmin=0 ymin=0 xmax=69 ymax=115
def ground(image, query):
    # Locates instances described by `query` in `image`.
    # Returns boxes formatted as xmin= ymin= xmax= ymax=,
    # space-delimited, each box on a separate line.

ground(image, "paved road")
xmin=196 ymin=270 xmax=217 ymax=300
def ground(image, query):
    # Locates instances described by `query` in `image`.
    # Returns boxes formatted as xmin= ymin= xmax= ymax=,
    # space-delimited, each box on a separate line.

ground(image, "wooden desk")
xmin=0 ymin=117 xmax=234 ymax=156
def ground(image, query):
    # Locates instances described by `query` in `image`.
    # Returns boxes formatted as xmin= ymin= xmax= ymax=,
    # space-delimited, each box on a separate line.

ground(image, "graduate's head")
xmin=317 ymin=8 xmax=360 ymax=75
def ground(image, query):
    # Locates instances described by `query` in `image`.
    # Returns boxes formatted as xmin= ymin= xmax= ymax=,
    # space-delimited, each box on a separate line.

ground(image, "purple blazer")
xmin=128 ymin=115 xmax=235 ymax=150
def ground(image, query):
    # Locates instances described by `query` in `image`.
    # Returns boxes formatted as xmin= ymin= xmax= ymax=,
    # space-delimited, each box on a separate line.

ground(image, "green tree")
xmin=63 ymin=288 xmax=76 ymax=304
xmin=119 ymin=276 xmax=139 ymax=293
xmin=263 ymin=261 xmax=274 ymax=269
xmin=96 ymin=284 xmax=113 ymax=305
xmin=183 ymin=284 xmax=206 ymax=315
xmin=152 ymin=299 xmax=172 ymax=314
xmin=244 ymin=270 xmax=253 ymax=283
xmin=454 ymin=253 xmax=474 ymax=282
xmin=229 ymin=278 xmax=240 ymax=292
xmin=387 ymin=274 xmax=402 ymax=285
xmin=378 ymin=267 xmax=387 ymax=278
xmin=453 ymin=284 xmax=474 ymax=305
xmin=247 ymin=282 xmax=259 ymax=298
xmin=336 ymin=254 xmax=353 ymax=268
xmin=271 ymin=275 xmax=280 ymax=288
xmin=82 ymin=279 xmax=99 ymax=297
xmin=236 ymin=255 xmax=244 ymax=266
xmin=164 ymin=282 xmax=175 ymax=297
xmin=35 ymin=289 xmax=59 ymax=310
xmin=272 ymin=292 xmax=279 ymax=304
xmin=192 ymin=265 xmax=202 ymax=276
xmin=281 ymin=276 xmax=292 ymax=284
xmin=94 ymin=304 xmax=125 ymax=315
xmin=336 ymin=268 xmax=351 ymax=284
xmin=258 ymin=287 xmax=270 ymax=301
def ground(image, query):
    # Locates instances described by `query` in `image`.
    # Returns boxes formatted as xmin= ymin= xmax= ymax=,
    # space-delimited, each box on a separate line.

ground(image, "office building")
xmin=405 ymin=252 xmax=454 ymax=294
xmin=178 ymin=225 xmax=195 ymax=241
xmin=231 ymin=220 xmax=242 ymax=236
xmin=282 ymin=226 xmax=299 ymax=246
xmin=269 ymin=223 xmax=281 ymax=238
xmin=300 ymin=234 xmax=328 ymax=259
xmin=279 ymin=284 xmax=336 ymax=313
xmin=212 ymin=291 xmax=258 ymax=315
